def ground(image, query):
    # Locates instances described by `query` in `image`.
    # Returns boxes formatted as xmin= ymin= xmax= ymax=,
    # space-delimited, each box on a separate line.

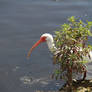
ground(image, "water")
xmin=0 ymin=0 xmax=92 ymax=92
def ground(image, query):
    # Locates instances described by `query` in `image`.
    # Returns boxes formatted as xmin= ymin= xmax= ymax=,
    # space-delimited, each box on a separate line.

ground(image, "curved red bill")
xmin=27 ymin=36 xmax=46 ymax=58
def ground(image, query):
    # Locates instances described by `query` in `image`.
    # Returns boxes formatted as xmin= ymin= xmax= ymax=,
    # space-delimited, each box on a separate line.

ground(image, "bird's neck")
xmin=46 ymin=39 xmax=56 ymax=53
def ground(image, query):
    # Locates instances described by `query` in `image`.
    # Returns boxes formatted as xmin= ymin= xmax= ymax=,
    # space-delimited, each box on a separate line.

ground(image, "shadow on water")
xmin=0 ymin=0 xmax=92 ymax=92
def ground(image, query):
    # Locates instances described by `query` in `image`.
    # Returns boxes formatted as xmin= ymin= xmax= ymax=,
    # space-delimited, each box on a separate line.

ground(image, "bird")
xmin=27 ymin=33 xmax=92 ymax=80
xmin=27 ymin=33 xmax=92 ymax=59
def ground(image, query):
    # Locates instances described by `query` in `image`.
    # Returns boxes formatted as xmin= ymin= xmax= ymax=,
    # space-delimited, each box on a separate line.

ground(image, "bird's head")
xmin=27 ymin=33 xmax=54 ymax=58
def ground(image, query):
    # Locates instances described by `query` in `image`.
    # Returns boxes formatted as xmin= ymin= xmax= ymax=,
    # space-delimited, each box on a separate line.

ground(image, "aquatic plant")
xmin=52 ymin=16 xmax=92 ymax=91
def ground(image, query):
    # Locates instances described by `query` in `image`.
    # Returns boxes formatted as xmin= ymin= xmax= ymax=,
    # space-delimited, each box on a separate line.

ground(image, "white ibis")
xmin=27 ymin=33 xmax=92 ymax=80
xmin=27 ymin=33 xmax=92 ymax=60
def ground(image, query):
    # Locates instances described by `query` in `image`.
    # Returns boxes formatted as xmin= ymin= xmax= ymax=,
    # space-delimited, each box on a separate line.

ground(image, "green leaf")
xmin=55 ymin=70 xmax=61 ymax=74
xmin=87 ymin=21 xmax=92 ymax=29
xmin=79 ymin=20 xmax=83 ymax=24
xmin=88 ymin=21 xmax=92 ymax=26
xmin=88 ymin=45 xmax=92 ymax=50
xmin=55 ymin=31 xmax=60 ymax=36
xmin=80 ymin=60 xmax=88 ymax=64
xmin=88 ymin=30 xmax=92 ymax=36
xmin=77 ymin=43 xmax=82 ymax=47
xmin=68 ymin=16 xmax=75 ymax=22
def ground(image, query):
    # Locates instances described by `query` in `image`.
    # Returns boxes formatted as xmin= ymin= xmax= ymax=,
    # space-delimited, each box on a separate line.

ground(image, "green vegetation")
xmin=52 ymin=16 xmax=92 ymax=91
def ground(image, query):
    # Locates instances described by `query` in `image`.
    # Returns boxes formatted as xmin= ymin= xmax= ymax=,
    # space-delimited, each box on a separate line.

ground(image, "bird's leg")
xmin=82 ymin=70 xmax=87 ymax=81
xmin=78 ymin=65 xmax=87 ymax=81
xmin=76 ymin=70 xmax=87 ymax=82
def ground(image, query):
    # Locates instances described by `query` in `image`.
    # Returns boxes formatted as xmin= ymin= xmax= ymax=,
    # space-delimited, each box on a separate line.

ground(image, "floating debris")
xmin=20 ymin=76 xmax=33 ymax=84
xmin=12 ymin=66 xmax=20 ymax=72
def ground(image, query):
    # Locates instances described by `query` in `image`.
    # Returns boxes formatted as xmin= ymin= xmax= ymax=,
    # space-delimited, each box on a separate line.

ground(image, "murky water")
xmin=0 ymin=0 xmax=92 ymax=92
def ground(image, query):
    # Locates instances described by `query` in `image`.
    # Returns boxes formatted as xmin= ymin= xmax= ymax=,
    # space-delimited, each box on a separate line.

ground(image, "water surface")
xmin=0 ymin=0 xmax=92 ymax=92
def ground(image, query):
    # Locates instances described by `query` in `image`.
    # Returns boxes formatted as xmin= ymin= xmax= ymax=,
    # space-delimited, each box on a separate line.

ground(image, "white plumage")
xmin=41 ymin=33 xmax=57 ymax=52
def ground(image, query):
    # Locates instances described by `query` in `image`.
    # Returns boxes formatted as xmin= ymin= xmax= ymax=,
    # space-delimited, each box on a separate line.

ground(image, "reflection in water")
xmin=20 ymin=76 xmax=33 ymax=85
xmin=20 ymin=75 xmax=64 ymax=91
xmin=20 ymin=76 xmax=49 ymax=85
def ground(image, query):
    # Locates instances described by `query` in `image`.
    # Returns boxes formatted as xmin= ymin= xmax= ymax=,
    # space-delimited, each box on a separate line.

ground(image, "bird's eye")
xmin=40 ymin=36 xmax=46 ymax=42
